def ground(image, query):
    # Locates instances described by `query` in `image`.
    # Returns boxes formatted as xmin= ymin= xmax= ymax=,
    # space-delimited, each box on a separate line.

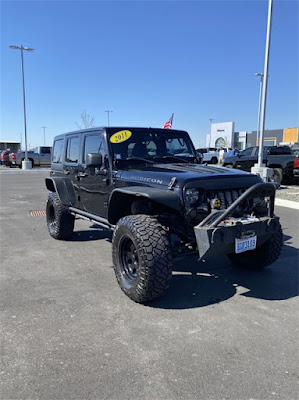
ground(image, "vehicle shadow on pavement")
xmin=70 ymin=225 xmax=113 ymax=242
xmin=147 ymin=236 xmax=298 ymax=310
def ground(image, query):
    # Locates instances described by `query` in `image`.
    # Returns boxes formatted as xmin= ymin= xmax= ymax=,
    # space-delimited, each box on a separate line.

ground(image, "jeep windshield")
xmin=107 ymin=128 xmax=196 ymax=164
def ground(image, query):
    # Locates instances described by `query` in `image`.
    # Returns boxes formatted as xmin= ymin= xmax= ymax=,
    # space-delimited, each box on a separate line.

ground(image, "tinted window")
xmin=66 ymin=136 xmax=80 ymax=163
xmin=52 ymin=139 xmax=64 ymax=163
xmin=241 ymin=147 xmax=254 ymax=156
xmin=269 ymin=146 xmax=292 ymax=155
xmin=41 ymin=147 xmax=51 ymax=154
xmin=83 ymin=134 xmax=105 ymax=163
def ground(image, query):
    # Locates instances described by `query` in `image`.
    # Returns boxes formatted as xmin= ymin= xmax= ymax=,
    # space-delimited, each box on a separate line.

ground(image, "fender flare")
xmin=108 ymin=186 xmax=182 ymax=225
xmin=45 ymin=177 xmax=76 ymax=206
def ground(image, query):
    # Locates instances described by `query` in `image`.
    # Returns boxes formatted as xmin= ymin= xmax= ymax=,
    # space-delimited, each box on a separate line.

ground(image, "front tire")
xmin=46 ymin=192 xmax=74 ymax=240
xmin=227 ymin=223 xmax=283 ymax=269
xmin=112 ymin=215 xmax=172 ymax=303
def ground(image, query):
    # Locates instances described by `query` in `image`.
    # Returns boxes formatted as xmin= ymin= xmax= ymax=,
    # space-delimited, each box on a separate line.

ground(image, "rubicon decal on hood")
xmin=110 ymin=130 xmax=132 ymax=143
xmin=130 ymin=176 xmax=164 ymax=185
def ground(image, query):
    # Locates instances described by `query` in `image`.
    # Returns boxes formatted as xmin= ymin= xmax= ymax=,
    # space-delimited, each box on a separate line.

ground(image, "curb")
xmin=275 ymin=198 xmax=299 ymax=210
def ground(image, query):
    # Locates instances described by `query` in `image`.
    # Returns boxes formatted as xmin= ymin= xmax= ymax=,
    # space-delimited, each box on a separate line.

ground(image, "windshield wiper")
xmin=154 ymin=155 xmax=190 ymax=163
xmin=124 ymin=157 xmax=155 ymax=164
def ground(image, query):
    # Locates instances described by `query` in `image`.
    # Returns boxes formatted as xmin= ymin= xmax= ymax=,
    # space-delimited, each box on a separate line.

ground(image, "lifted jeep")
xmin=46 ymin=127 xmax=282 ymax=303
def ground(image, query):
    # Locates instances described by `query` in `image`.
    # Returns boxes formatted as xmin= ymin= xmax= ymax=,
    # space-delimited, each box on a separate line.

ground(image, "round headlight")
xmin=185 ymin=188 xmax=199 ymax=204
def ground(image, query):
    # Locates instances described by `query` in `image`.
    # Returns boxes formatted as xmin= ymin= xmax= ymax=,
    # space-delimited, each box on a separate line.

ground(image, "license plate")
xmin=235 ymin=235 xmax=257 ymax=254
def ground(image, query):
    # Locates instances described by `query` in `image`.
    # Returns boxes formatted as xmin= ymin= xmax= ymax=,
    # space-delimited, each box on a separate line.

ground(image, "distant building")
xmin=206 ymin=122 xmax=235 ymax=148
xmin=0 ymin=141 xmax=21 ymax=152
xmin=206 ymin=124 xmax=298 ymax=150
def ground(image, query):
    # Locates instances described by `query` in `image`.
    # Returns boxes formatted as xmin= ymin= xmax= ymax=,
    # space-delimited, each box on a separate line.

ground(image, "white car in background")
xmin=202 ymin=147 xmax=235 ymax=164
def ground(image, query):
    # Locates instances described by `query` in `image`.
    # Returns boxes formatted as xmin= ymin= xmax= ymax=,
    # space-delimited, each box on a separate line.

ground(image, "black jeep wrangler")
xmin=45 ymin=127 xmax=282 ymax=303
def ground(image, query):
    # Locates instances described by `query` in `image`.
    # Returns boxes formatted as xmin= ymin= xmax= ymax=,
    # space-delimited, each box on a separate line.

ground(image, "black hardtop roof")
xmin=53 ymin=127 xmax=190 ymax=141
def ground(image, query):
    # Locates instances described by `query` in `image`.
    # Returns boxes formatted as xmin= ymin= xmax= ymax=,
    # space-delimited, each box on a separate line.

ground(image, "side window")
xmin=83 ymin=134 xmax=104 ymax=163
xmin=52 ymin=139 xmax=64 ymax=163
xmin=241 ymin=147 xmax=253 ymax=157
xmin=66 ymin=136 xmax=80 ymax=163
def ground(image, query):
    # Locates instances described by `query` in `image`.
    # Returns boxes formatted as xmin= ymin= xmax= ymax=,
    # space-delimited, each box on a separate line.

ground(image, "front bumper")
xmin=194 ymin=182 xmax=278 ymax=259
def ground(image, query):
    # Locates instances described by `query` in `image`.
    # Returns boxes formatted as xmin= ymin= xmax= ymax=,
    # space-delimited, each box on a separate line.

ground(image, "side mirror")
xmin=86 ymin=153 xmax=103 ymax=167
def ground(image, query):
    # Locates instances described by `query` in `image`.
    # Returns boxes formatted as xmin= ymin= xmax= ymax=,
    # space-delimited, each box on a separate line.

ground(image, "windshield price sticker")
xmin=110 ymin=130 xmax=132 ymax=144
xmin=235 ymin=235 xmax=257 ymax=254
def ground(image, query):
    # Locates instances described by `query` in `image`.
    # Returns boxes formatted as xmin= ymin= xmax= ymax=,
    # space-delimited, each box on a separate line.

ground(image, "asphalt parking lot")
xmin=0 ymin=172 xmax=298 ymax=400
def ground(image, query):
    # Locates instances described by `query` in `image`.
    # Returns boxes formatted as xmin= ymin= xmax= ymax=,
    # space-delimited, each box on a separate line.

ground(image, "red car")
xmin=293 ymin=156 xmax=299 ymax=181
xmin=0 ymin=149 xmax=12 ymax=166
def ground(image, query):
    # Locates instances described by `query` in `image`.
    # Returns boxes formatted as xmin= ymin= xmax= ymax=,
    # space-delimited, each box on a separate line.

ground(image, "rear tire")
xmin=227 ymin=223 xmax=283 ymax=269
xmin=211 ymin=157 xmax=218 ymax=164
xmin=46 ymin=192 xmax=74 ymax=240
xmin=112 ymin=215 xmax=172 ymax=303
xmin=271 ymin=168 xmax=283 ymax=184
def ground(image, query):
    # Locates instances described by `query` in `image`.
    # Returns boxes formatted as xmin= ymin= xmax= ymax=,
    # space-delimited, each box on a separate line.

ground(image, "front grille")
xmin=206 ymin=188 xmax=245 ymax=210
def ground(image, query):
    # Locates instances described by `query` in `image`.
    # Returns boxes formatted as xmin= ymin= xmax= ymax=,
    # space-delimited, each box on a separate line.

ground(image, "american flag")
xmin=163 ymin=113 xmax=174 ymax=129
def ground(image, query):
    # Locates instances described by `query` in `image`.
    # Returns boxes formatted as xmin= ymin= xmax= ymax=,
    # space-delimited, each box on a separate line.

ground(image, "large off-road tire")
xmin=46 ymin=192 xmax=74 ymax=240
xmin=112 ymin=215 xmax=173 ymax=303
xmin=227 ymin=223 xmax=283 ymax=269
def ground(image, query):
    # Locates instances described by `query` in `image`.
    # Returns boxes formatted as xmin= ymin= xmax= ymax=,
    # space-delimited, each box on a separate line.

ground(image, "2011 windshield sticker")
xmin=110 ymin=130 xmax=132 ymax=144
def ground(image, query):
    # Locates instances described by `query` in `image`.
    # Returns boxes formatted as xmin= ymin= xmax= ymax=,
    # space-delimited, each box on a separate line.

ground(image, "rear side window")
xmin=52 ymin=139 xmax=64 ymax=163
xmin=66 ymin=136 xmax=80 ymax=163
xmin=269 ymin=147 xmax=292 ymax=155
xmin=41 ymin=147 xmax=51 ymax=154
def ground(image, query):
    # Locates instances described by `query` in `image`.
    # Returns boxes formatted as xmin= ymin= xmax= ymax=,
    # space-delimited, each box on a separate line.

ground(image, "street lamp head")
xmin=255 ymin=72 xmax=264 ymax=76
xmin=9 ymin=45 xmax=34 ymax=52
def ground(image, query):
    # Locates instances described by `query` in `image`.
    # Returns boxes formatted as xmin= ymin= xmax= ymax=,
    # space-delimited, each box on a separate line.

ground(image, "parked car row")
xmin=196 ymin=147 xmax=240 ymax=164
xmin=223 ymin=145 xmax=296 ymax=184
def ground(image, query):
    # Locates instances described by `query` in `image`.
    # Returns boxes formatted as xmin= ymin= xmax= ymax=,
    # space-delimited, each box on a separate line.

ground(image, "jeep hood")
xmin=118 ymin=163 xmax=262 ymax=190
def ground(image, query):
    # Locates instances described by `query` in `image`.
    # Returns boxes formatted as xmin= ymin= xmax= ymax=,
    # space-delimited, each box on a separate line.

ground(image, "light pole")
xmin=42 ymin=126 xmax=47 ymax=146
xmin=258 ymin=0 xmax=273 ymax=168
xmin=251 ymin=0 xmax=274 ymax=182
xmin=254 ymin=73 xmax=264 ymax=146
xmin=105 ymin=110 xmax=113 ymax=126
xmin=209 ymin=118 xmax=215 ymax=148
xmin=9 ymin=45 xmax=34 ymax=169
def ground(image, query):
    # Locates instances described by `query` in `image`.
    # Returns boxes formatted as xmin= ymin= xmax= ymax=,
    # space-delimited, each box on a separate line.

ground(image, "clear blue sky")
xmin=1 ymin=0 xmax=298 ymax=148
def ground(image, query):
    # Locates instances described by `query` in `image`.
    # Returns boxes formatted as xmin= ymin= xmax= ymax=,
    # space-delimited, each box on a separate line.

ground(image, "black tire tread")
xmin=112 ymin=215 xmax=172 ymax=303
xmin=46 ymin=192 xmax=74 ymax=240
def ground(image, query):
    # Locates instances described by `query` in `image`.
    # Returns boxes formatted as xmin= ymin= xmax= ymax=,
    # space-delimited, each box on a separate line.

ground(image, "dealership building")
xmin=206 ymin=123 xmax=298 ymax=150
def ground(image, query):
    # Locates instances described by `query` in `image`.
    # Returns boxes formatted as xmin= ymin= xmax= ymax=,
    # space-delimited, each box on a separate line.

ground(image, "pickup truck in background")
xmin=223 ymin=146 xmax=296 ymax=184
xmin=201 ymin=147 xmax=237 ymax=164
xmin=10 ymin=146 xmax=52 ymax=168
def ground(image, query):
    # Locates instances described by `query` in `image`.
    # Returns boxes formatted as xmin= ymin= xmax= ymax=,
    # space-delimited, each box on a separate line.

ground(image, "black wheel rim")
xmin=47 ymin=204 xmax=57 ymax=234
xmin=119 ymin=237 xmax=139 ymax=287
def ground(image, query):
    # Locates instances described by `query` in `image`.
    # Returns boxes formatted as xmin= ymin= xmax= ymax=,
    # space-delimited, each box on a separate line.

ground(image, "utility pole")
xmin=209 ymin=118 xmax=215 ymax=148
xmin=42 ymin=126 xmax=47 ymax=146
xmin=105 ymin=110 xmax=113 ymax=127
xmin=9 ymin=45 xmax=34 ymax=169
xmin=251 ymin=0 xmax=274 ymax=182
xmin=254 ymin=73 xmax=264 ymax=146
